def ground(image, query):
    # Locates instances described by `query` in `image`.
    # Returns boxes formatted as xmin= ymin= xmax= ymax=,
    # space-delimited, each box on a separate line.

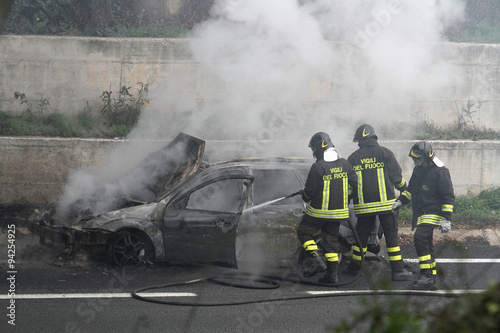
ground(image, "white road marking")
xmin=0 ymin=292 xmax=197 ymax=300
xmin=307 ymin=289 xmax=486 ymax=295
xmin=404 ymin=258 xmax=500 ymax=263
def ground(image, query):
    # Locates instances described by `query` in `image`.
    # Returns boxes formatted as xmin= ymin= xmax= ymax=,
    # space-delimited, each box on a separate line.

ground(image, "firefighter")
xmin=345 ymin=124 xmax=413 ymax=281
xmin=297 ymin=132 xmax=357 ymax=284
xmin=392 ymin=141 xmax=455 ymax=290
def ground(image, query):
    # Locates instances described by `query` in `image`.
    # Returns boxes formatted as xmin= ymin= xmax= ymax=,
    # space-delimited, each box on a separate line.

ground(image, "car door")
xmin=236 ymin=166 xmax=306 ymax=264
xmin=162 ymin=175 xmax=253 ymax=268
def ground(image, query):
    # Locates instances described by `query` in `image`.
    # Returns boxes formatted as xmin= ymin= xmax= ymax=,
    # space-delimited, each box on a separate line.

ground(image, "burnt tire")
xmin=107 ymin=230 xmax=154 ymax=267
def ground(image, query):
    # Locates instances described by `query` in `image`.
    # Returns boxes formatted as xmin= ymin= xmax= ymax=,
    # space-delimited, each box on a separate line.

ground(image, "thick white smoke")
xmin=57 ymin=0 xmax=467 ymax=218
xmin=138 ymin=0 xmax=466 ymax=146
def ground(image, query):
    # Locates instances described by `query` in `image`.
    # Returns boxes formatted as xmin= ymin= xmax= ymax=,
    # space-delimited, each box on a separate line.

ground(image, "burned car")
xmin=28 ymin=133 xmax=381 ymax=268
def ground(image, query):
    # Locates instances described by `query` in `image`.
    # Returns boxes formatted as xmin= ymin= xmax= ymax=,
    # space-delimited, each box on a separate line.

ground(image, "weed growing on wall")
xmin=1 ymin=83 xmax=148 ymax=138
xmin=380 ymin=103 xmax=500 ymax=141
xmin=99 ymin=83 xmax=148 ymax=136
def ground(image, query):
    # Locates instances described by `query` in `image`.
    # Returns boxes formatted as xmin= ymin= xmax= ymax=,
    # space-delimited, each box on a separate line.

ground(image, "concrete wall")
xmin=1 ymin=36 xmax=499 ymax=205
xmin=0 ymin=136 xmax=498 ymax=205
xmin=0 ymin=36 xmax=499 ymax=130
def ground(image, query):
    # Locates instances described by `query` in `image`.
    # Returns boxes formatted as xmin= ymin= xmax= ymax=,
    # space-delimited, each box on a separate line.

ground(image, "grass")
xmin=0 ymin=110 xmax=133 ymax=138
xmin=451 ymin=23 xmax=500 ymax=44
xmin=398 ymin=187 xmax=500 ymax=228
xmin=1 ymin=84 xmax=147 ymax=138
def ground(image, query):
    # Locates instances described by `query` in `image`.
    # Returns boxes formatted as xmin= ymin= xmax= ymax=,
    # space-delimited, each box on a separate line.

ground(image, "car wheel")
xmin=107 ymin=230 xmax=154 ymax=267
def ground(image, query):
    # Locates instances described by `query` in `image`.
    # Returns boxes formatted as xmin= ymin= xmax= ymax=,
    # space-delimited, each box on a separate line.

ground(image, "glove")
xmin=391 ymin=200 xmax=402 ymax=210
xmin=440 ymin=218 xmax=451 ymax=233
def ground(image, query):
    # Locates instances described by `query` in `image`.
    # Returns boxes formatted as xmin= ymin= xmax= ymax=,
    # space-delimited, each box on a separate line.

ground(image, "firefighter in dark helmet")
xmin=346 ymin=124 xmax=413 ymax=281
xmin=392 ymin=141 xmax=454 ymax=290
xmin=297 ymin=132 xmax=357 ymax=284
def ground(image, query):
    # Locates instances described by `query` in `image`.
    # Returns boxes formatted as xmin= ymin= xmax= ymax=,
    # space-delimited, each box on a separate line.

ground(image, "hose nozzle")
xmin=287 ymin=189 xmax=304 ymax=198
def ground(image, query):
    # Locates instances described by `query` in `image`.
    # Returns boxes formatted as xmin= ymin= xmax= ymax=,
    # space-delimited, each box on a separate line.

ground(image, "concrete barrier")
xmin=0 ymin=36 xmax=499 ymax=131
xmin=0 ymin=136 xmax=498 ymax=205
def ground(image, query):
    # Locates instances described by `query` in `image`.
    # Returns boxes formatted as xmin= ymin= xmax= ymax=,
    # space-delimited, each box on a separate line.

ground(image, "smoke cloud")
xmin=56 ymin=0 xmax=466 ymax=219
xmin=139 ymin=0 xmax=465 ymax=146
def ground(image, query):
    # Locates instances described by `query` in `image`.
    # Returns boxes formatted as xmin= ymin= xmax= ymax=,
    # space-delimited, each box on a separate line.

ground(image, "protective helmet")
xmin=409 ymin=141 xmax=444 ymax=167
xmin=353 ymin=124 xmax=377 ymax=142
xmin=309 ymin=132 xmax=334 ymax=155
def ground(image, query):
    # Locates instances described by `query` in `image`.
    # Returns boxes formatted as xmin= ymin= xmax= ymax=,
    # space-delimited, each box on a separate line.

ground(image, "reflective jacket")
xmin=398 ymin=163 xmax=455 ymax=230
xmin=302 ymin=157 xmax=357 ymax=221
xmin=347 ymin=138 xmax=406 ymax=216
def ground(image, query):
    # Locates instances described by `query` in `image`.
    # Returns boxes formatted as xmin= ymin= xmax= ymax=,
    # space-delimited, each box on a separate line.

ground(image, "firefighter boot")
xmin=302 ymin=250 xmax=327 ymax=278
xmin=390 ymin=262 xmax=413 ymax=281
xmin=413 ymin=271 xmax=437 ymax=290
xmin=391 ymin=268 xmax=413 ymax=281
xmin=318 ymin=262 xmax=339 ymax=284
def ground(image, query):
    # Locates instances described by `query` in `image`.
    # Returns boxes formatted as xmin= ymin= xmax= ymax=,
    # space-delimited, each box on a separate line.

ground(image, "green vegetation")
xmin=398 ymin=187 xmax=500 ymax=227
xmin=334 ymin=282 xmax=500 ymax=332
xmin=4 ymin=0 xmax=500 ymax=43
xmin=451 ymin=22 xmax=500 ymax=43
xmin=380 ymin=101 xmax=500 ymax=141
xmin=4 ymin=0 xmax=210 ymax=37
xmin=0 ymin=83 xmax=148 ymax=138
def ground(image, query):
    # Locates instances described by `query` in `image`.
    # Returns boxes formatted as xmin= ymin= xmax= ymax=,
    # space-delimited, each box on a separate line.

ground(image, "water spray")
xmin=242 ymin=190 xmax=303 ymax=213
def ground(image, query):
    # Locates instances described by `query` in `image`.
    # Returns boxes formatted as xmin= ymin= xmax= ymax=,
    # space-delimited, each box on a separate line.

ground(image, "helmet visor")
xmin=412 ymin=157 xmax=424 ymax=167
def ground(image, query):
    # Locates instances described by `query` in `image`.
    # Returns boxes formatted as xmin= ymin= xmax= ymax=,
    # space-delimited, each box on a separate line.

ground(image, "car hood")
xmin=81 ymin=202 xmax=161 ymax=231
xmin=33 ymin=132 xmax=205 ymax=225
xmin=117 ymin=132 xmax=206 ymax=199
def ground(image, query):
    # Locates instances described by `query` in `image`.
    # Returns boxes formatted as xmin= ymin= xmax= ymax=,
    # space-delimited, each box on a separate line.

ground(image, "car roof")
xmin=209 ymin=157 xmax=312 ymax=168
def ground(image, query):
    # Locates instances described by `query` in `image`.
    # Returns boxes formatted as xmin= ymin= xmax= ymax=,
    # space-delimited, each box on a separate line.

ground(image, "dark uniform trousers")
xmin=297 ymin=214 xmax=341 ymax=261
xmin=413 ymin=223 xmax=437 ymax=276
xmin=352 ymin=212 xmax=405 ymax=272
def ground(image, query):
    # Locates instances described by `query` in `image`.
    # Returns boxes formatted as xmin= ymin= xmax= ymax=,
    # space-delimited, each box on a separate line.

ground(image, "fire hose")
xmin=132 ymin=190 xmax=377 ymax=305
xmin=131 ymin=191 xmax=465 ymax=305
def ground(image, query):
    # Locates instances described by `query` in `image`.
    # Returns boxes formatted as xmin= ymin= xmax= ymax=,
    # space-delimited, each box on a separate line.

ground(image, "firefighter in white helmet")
xmin=297 ymin=132 xmax=357 ymax=284
xmin=393 ymin=141 xmax=455 ymax=290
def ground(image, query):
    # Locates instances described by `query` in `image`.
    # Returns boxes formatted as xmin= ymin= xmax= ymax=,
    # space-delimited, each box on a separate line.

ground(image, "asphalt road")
xmin=1 ymin=229 xmax=500 ymax=333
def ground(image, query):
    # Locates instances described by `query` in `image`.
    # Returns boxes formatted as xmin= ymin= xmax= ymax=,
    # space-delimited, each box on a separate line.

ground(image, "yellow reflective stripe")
xmin=432 ymin=269 xmax=437 ymax=275
xmin=417 ymin=214 xmax=442 ymax=226
xmin=305 ymin=244 xmax=318 ymax=251
xmin=354 ymin=200 xmax=395 ymax=214
xmin=356 ymin=170 xmax=364 ymax=204
xmin=343 ymin=178 xmax=348 ymax=209
xmin=387 ymin=246 xmax=401 ymax=253
xmin=306 ymin=177 xmax=349 ymax=220
xmin=322 ymin=179 xmax=330 ymax=210
xmin=325 ymin=252 xmax=339 ymax=262
xmin=442 ymin=204 xmax=453 ymax=212
xmin=419 ymin=254 xmax=432 ymax=261
xmin=303 ymin=240 xmax=318 ymax=251
xmin=396 ymin=178 xmax=405 ymax=188
xmin=352 ymin=254 xmax=362 ymax=261
xmin=420 ymin=263 xmax=432 ymax=269
xmin=353 ymin=246 xmax=367 ymax=253
xmin=389 ymin=255 xmax=402 ymax=261
xmin=377 ymin=167 xmax=387 ymax=202
xmin=402 ymin=190 xmax=411 ymax=201
xmin=306 ymin=206 xmax=349 ymax=219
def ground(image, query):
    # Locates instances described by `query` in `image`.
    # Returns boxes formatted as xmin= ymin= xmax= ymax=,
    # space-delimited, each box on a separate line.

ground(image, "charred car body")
xmin=28 ymin=133 xmax=381 ymax=268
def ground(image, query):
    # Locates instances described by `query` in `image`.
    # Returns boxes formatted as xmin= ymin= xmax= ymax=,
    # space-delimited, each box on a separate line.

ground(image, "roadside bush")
xmin=398 ymin=187 xmax=500 ymax=228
